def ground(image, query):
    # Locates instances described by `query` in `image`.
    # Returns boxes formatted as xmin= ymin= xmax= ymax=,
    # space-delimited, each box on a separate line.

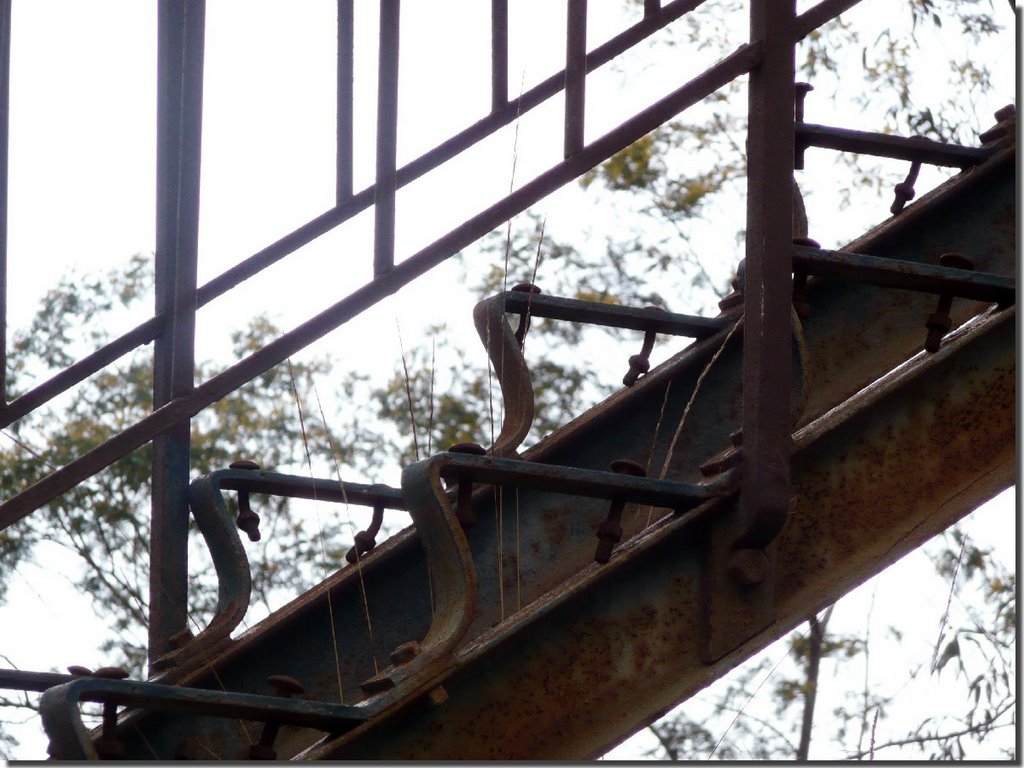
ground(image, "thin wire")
xmin=310 ymin=377 xmax=349 ymax=704
xmin=396 ymin=320 xmax=421 ymax=461
xmin=0 ymin=429 xmax=58 ymax=471
xmin=930 ymin=532 xmax=967 ymax=673
xmin=287 ymin=360 xmax=352 ymax=692
xmin=659 ymin=317 xmax=742 ymax=480
xmin=708 ymin=624 xmax=806 ymax=759
xmin=644 ymin=380 xmax=673 ymax=527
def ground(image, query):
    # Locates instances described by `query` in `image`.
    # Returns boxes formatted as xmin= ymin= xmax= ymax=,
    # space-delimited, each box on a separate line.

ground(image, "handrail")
xmin=0 ymin=39 xmax=762 ymax=530
xmin=0 ymin=0 xmax=708 ymax=431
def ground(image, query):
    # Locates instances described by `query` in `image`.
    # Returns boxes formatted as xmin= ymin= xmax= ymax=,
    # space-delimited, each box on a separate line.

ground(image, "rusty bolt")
xmin=346 ymin=501 xmax=385 ymax=564
xmin=248 ymin=675 xmax=305 ymax=760
xmin=66 ymin=665 xmax=93 ymax=677
xmin=925 ymin=253 xmax=974 ymax=353
xmin=594 ymin=459 xmax=647 ymax=564
xmin=92 ymin=667 xmax=129 ymax=760
xmin=389 ymin=640 xmax=421 ymax=666
xmin=426 ymin=685 xmax=449 ymax=707
xmin=230 ymin=459 xmax=262 ymax=542
xmin=623 ymin=307 xmax=665 ymax=387
xmin=728 ymin=548 xmax=769 ymax=587
xmin=890 ymin=160 xmax=922 ymax=214
xmin=448 ymin=442 xmax=486 ymax=527
xmin=510 ymin=282 xmax=542 ymax=347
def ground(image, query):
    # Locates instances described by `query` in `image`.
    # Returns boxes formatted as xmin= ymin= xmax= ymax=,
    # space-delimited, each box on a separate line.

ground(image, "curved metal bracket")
xmin=357 ymin=455 xmax=479 ymax=700
xmin=473 ymin=293 xmax=535 ymax=458
xmin=40 ymin=675 xmax=368 ymax=760
xmin=149 ymin=473 xmax=253 ymax=677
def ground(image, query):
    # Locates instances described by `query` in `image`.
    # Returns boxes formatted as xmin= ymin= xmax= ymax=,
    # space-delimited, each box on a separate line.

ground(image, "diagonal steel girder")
xmin=97 ymin=143 xmax=1013 ymax=760
xmin=305 ymin=304 xmax=1014 ymax=761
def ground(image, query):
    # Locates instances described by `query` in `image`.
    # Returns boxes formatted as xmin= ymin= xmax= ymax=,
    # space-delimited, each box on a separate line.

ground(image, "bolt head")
xmin=389 ymin=641 xmax=421 ymax=666
xmin=427 ymin=686 xmax=449 ymax=706
xmin=610 ymin=459 xmax=646 ymax=477
xmin=448 ymin=442 xmax=486 ymax=455
xmin=938 ymin=253 xmax=975 ymax=272
xmin=229 ymin=459 xmax=260 ymax=470
xmin=93 ymin=666 xmax=129 ymax=680
xmin=67 ymin=665 xmax=93 ymax=677
xmin=728 ymin=548 xmax=769 ymax=587
xmin=267 ymin=674 xmax=304 ymax=697
xmin=511 ymin=282 xmax=542 ymax=294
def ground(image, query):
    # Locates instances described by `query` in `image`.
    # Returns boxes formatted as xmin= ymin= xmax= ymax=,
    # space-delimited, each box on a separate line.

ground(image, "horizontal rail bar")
xmin=794 ymin=0 xmax=865 ymax=40
xmin=793 ymin=245 xmax=1015 ymax=304
xmin=0 ymin=41 xmax=760 ymax=530
xmin=796 ymin=122 xmax=992 ymax=167
xmin=210 ymin=469 xmax=407 ymax=509
xmin=0 ymin=668 xmax=76 ymax=693
xmin=433 ymin=452 xmax=719 ymax=509
xmin=0 ymin=0 xmax=710 ymax=429
xmin=501 ymin=292 xmax=727 ymax=336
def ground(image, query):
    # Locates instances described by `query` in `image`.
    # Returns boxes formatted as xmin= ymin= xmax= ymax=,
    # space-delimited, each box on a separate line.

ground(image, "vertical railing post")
xmin=374 ymin=0 xmax=400 ymax=278
xmin=0 ymin=0 xmax=11 ymax=410
xmin=337 ymin=0 xmax=354 ymax=204
xmin=491 ymin=0 xmax=509 ymax=112
xmin=151 ymin=0 xmax=205 ymax=670
xmin=740 ymin=0 xmax=795 ymax=549
xmin=564 ymin=0 xmax=587 ymax=158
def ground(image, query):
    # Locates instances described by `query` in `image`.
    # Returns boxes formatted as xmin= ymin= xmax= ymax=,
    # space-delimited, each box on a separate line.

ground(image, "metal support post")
xmin=151 ymin=0 xmax=205 ymax=668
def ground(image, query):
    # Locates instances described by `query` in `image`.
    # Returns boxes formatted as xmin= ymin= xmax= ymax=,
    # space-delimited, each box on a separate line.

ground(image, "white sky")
xmin=0 ymin=0 xmax=1018 ymax=760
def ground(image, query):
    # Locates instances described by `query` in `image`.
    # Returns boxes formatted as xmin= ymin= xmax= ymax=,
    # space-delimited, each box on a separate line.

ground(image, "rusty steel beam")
xmin=307 ymin=306 xmax=1014 ymax=760
xmin=85 ymin=140 xmax=1014 ymax=760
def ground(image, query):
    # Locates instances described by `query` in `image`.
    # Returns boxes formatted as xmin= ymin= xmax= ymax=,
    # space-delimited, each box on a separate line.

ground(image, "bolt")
xmin=925 ymin=253 xmax=975 ymax=353
xmin=994 ymin=104 xmax=1016 ymax=122
xmin=510 ymin=282 xmax=542 ymax=347
xmin=728 ymin=548 xmax=769 ymax=587
xmin=389 ymin=640 xmax=421 ymax=666
xmin=792 ymin=237 xmax=819 ymax=318
xmin=426 ymin=685 xmax=449 ymax=706
xmin=230 ymin=459 xmax=262 ymax=542
xmin=622 ymin=307 xmax=665 ymax=387
xmin=66 ymin=665 xmax=92 ymax=677
xmin=346 ymin=502 xmax=385 ymax=564
xmin=594 ymin=459 xmax=647 ymax=564
xmin=448 ymin=442 xmax=486 ymax=527
xmin=248 ymin=675 xmax=305 ymax=760
xmin=92 ymin=667 xmax=129 ymax=760
xmin=890 ymin=160 xmax=922 ymax=214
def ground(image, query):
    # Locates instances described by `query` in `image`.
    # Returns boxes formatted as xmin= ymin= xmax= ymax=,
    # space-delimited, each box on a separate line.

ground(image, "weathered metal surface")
xmin=74 ymin=139 xmax=1013 ymax=760
xmin=304 ymin=304 xmax=1013 ymax=760
xmin=149 ymin=0 xmax=206 ymax=665
xmin=721 ymin=0 xmax=796 ymax=663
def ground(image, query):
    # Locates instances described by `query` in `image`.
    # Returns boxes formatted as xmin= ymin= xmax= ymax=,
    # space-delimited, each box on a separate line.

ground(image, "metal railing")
xmin=0 ymin=0 xmax=1004 ymax=668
